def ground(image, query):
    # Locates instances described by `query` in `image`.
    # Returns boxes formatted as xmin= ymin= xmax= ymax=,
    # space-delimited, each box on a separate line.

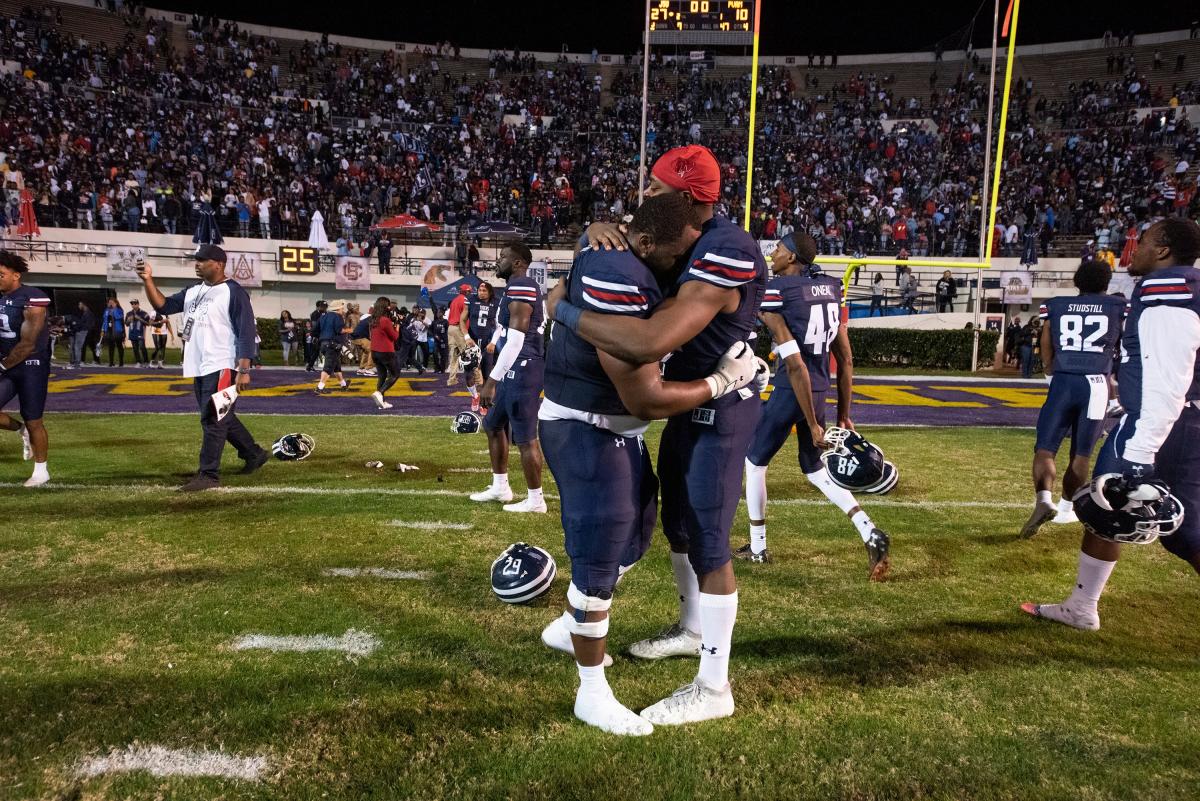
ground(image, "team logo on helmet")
xmin=490 ymin=542 xmax=556 ymax=604
xmin=451 ymin=410 xmax=483 ymax=434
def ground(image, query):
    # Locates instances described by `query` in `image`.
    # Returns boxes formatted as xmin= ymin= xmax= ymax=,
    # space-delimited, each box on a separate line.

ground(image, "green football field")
xmin=1 ymin=414 xmax=1197 ymax=801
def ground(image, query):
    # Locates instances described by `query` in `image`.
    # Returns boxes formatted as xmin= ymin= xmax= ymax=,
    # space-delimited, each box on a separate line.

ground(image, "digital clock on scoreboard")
xmin=649 ymin=0 xmax=752 ymax=33
xmin=278 ymin=246 xmax=319 ymax=275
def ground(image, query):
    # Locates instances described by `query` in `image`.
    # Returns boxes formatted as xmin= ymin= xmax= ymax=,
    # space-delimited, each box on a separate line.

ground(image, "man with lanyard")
xmin=549 ymin=144 xmax=767 ymax=725
xmin=446 ymin=284 xmax=472 ymax=387
xmin=0 ymin=250 xmax=52 ymax=487
xmin=135 ymin=245 xmax=268 ymax=491
xmin=314 ymin=301 xmax=350 ymax=394
xmin=126 ymin=298 xmax=151 ymax=368
xmin=1020 ymin=260 xmax=1126 ymax=539
xmin=737 ymin=232 xmax=892 ymax=578
xmin=1024 ymin=218 xmax=1200 ymax=630
xmin=538 ymin=193 xmax=758 ymax=735
xmin=470 ymin=244 xmax=547 ymax=514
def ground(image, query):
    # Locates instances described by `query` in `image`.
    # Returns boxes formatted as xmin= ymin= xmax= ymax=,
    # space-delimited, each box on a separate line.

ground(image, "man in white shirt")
xmin=136 ymin=245 xmax=268 ymax=491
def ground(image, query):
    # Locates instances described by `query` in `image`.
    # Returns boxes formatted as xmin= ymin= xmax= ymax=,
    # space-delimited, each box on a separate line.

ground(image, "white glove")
xmin=704 ymin=341 xmax=757 ymax=399
xmin=751 ymin=356 xmax=770 ymax=393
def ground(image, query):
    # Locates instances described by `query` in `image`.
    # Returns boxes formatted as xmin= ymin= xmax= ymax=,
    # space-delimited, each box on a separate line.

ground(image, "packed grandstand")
xmin=0 ymin=1 xmax=1197 ymax=262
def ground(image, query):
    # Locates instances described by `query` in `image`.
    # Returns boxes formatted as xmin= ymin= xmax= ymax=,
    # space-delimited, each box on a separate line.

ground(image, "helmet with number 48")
xmin=821 ymin=426 xmax=899 ymax=494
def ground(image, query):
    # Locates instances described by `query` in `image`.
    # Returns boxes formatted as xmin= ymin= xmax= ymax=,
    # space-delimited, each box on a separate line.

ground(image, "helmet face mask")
xmin=272 ymin=432 xmax=315 ymax=461
xmin=458 ymin=344 xmax=481 ymax=374
xmin=821 ymin=426 xmax=898 ymax=495
xmin=1073 ymin=474 xmax=1185 ymax=545
xmin=490 ymin=542 xmax=556 ymax=604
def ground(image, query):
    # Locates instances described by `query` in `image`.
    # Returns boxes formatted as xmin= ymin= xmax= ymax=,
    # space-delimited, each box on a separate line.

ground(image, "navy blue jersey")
xmin=1119 ymin=266 xmax=1200 ymax=416
xmin=466 ymin=297 xmax=499 ymax=342
xmin=1038 ymin=293 xmax=1125 ymax=375
xmin=0 ymin=284 xmax=52 ymax=359
xmin=760 ymin=268 xmax=844 ymax=392
xmin=545 ymin=248 xmax=662 ymax=415
xmin=662 ymin=214 xmax=767 ymax=382
xmin=497 ymin=275 xmax=545 ymax=362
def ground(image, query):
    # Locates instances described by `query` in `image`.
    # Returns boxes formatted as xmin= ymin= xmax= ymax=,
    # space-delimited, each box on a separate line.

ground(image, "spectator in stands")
xmin=935 ymin=271 xmax=956 ymax=313
xmin=377 ymin=236 xmax=393 ymax=275
xmin=870 ymin=272 xmax=885 ymax=317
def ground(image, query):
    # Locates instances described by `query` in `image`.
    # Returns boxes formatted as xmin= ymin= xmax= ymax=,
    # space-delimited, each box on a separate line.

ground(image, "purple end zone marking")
xmin=11 ymin=367 xmax=1047 ymax=426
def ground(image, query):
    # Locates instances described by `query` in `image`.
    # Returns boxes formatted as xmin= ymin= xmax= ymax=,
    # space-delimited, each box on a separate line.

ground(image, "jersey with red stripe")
xmin=1119 ymin=266 xmax=1200 ymax=415
xmin=663 ymin=214 xmax=767 ymax=382
xmin=761 ymin=269 xmax=844 ymax=392
xmin=1037 ymin=293 xmax=1125 ymax=375
xmin=497 ymin=275 xmax=545 ymax=361
xmin=545 ymin=248 xmax=662 ymax=415
xmin=0 ymin=284 xmax=51 ymax=359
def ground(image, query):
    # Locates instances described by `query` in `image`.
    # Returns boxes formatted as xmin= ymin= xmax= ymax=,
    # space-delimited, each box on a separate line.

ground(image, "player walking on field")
xmin=0 ymin=250 xmax=52 ymax=487
xmin=551 ymin=144 xmax=767 ymax=725
xmin=1024 ymin=219 xmax=1200 ymax=630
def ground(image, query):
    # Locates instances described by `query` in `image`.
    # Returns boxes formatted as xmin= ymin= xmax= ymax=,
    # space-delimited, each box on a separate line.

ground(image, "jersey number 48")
xmin=804 ymin=303 xmax=841 ymax=355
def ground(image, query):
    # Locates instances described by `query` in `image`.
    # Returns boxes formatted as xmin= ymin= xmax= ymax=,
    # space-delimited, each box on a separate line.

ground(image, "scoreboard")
xmin=649 ymin=0 xmax=753 ymax=33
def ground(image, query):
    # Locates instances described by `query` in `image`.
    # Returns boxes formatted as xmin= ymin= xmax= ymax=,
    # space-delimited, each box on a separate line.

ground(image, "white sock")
xmin=696 ymin=591 xmax=738 ymax=691
xmin=492 ymin=472 xmax=510 ymax=490
xmin=317 ymin=380 xmax=326 ymax=390
xmin=339 ymin=380 xmax=348 ymax=388
xmin=805 ymin=468 xmax=859 ymax=514
xmin=744 ymin=459 xmax=767 ymax=519
xmin=577 ymin=662 xmax=610 ymax=697
xmin=31 ymin=461 xmax=49 ymax=479
xmin=1067 ymin=552 xmax=1116 ymax=613
xmin=749 ymin=524 xmax=767 ymax=554
xmin=670 ymin=551 xmax=701 ymax=633
xmin=1057 ymin=497 xmax=1074 ymax=515
xmin=528 ymin=487 xmax=544 ymax=503
xmin=1037 ymin=489 xmax=1053 ymax=506
xmin=850 ymin=510 xmax=875 ymax=543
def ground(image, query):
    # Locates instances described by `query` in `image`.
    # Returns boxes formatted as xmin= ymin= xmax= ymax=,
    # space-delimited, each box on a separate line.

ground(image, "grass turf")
xmin=1 ymin=414 xmax=1197 ymax=800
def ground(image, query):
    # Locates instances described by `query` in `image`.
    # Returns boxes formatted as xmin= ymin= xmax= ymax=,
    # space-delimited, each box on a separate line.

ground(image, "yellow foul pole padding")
xmin=984 ymin=0 xmax=1021 ymax=263
xmin=742 ymin=0 xmax=762 ymax=232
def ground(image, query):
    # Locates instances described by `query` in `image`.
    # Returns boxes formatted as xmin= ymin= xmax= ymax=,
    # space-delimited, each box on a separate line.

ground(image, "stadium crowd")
xmin=0 ymin=3 xmax=1197 ymax=261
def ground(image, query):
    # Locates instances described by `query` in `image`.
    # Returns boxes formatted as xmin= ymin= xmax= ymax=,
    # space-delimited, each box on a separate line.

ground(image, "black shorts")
xmin=0 ymin=356 xmax=51 ymax=421
xmin=320 ymin=340 xmax=342 ymax=374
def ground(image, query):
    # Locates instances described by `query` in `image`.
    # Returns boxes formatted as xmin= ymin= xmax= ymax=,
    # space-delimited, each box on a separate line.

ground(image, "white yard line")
xmin=446 ymin=467 xmax=492 ymax=473
xmin=322 ymin=567 xmax=432 ymax=580
xmin=385 ymin=520 xmax=474 ymax=530
xmin=76 ymin=745 xmax=268 ymax=781
xmin=1 ymin=481 xmax=1030 ymax=510
xmin=230 ymin=628 xmax=380 ymax=657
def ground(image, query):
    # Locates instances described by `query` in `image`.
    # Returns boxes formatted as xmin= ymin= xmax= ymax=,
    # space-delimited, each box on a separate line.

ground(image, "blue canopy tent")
xmin=426 ymin=276 xmax=482 ymax=309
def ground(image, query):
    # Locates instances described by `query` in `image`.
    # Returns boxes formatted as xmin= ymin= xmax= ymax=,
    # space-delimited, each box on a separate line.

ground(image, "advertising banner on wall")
xmin=334 ymin=257 xmax=371 ymax=291
xmin=105 ymin=246 xmax=146 ymax=284
xmin=227 ymin=251 xmax=263 ymax=288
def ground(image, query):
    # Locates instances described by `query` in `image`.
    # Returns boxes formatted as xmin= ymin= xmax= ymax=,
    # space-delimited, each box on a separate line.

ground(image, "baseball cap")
xmin=193 ymin=244 xmax=227 ymax=263
xmin=459 ymin=283 xmax=472 ymax=292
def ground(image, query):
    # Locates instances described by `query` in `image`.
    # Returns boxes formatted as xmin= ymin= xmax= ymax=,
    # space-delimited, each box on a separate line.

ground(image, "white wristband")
xmin=776 ymin=340 xmax=801 ymax=360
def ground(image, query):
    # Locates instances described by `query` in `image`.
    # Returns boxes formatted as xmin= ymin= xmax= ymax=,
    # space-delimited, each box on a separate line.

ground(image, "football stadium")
xmin=2 ymin=0 xmax=1200 ymax=798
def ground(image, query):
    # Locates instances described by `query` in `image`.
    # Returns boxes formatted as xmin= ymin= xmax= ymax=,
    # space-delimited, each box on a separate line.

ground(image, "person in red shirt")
xmin=446 ymin=284 xmax=472 ymax=387
xmin=369 ymin=297 xmax=400 ymax=410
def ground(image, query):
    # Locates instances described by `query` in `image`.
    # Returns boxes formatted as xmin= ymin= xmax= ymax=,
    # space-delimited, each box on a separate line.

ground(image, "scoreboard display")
xmin=649 ymin=0 xmax=752 ymax=33
xmin=278 ymin=246 xmax=319 ymax=275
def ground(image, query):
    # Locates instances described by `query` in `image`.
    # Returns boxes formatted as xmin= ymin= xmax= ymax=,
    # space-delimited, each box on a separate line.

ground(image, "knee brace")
xmin=805 ymin=468 xmax=860 ymax=515
xmin=567 ymin=583 xmax=612 ymax=638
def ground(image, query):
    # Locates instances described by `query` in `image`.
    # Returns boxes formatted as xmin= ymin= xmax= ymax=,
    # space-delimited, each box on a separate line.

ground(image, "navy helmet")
xmin=272 ymin=432 xmax=315 ymax=461
xmin=1073 ymin=474 xmax=1184 ymax=545
xmin=490 ymin=542 xmax=556 ymax=604
xmin=451 ymin=410 xmax=483 ymax=434
xmin=821 ymin=426 xmax=898 ymax=494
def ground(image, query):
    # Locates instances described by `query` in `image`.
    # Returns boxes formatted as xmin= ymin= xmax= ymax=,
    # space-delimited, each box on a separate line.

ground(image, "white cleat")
xmin=503 ymin=496 xmax=548 ymax=513
xmin=1020 ymin=501 xmax=1057 ymax=539
xmin=371 ymin=390 xmax=387 ymax=409
xmin=19 ymin=425 xmax=32 ymax=461
xmin=628 ymin=623 xmax=701 ymax=660
xmin=1051 ymin=509 xmax=1078 ymax=525
xmin=469 ymin=485 xmax=514 ymax=503
xmin=541 ymin=613 xmax=613 ymax=667
xmin=575 ymin=691 xmax=654 ymax=736
xmin=1020 ymin=601 xmax=1099 ymax=631
xmin=640 ymin=681 xmax=734 ymax=726
xmin=23 ymin=473 xmax=49 ymax=488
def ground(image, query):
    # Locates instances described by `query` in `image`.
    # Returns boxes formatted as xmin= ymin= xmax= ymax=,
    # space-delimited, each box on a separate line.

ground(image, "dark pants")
xmin=194 ymin=369 xmax=259 ymax=480
xmin=130 ymin=335 xmax=149 ymax=364
xmin=379 ymin=257 xmax=391 ymax=274
xmin=937 ymin=297 xmax=953 ymax=313
xmin=869 ymin=296 xmax=883 ymax=316
xmin=107 ymin=337 xmax=125 ymax=366
xmin=151 ymin=334 xmax=167 ymax=363
xmin=1019 ymin=344 xmax=1034 ymax=378
xmin=304 ymin=339 xmax=318 ymax=369
xmin=373 ymin=351 xmax=400 ymax=394
xmin=432 ymin=341 xmax=448 ymax=372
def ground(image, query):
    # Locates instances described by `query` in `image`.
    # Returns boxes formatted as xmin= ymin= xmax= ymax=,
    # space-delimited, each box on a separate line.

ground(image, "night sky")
xmin=149 ymin=0 xmax=1197 ymax=58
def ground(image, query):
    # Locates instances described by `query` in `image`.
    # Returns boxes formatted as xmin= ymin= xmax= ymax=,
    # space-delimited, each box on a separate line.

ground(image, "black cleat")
xmin=239 ymin=448 xmax=270 ymax=475
xmin=1020 ymin=501 xmax=1057 ymax=539
xmin=178 ymin=474 xmax=221 ymax=492
xmin=865 ymin=528 xmax=891 ymax=581
xmin=733 ymin=542 xmax=772 ymax=564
